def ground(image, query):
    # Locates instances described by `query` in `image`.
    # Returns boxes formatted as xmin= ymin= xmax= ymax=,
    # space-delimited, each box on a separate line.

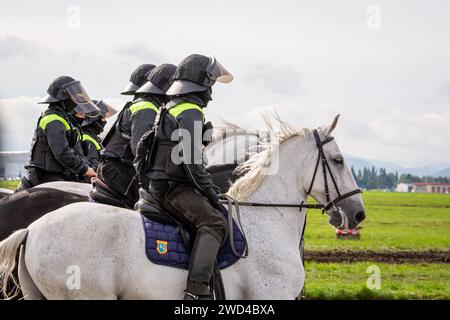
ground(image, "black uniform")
xmin=24 ymin=104 xmax=88 ymax=187
xmin=140 ymin=54 xmax=233 ymax=300
xmin=145 ymin=96 xmax=227 ymax=297
xmin=98 ymin=97 xmax=159 ymax=206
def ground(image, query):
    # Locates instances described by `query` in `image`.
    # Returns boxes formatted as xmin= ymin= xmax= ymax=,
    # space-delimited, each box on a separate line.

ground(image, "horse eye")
xmin=333 ymin=158 xmax=344 ymax=165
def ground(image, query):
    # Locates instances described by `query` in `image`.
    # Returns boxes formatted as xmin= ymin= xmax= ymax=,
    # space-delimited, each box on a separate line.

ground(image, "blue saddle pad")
xmin=142 ymin=206 xmax=246 ymax=270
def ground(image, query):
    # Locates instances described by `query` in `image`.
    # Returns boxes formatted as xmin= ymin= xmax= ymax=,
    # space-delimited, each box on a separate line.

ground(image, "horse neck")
xmin=237 ymin=136 xmax=310 ymax=255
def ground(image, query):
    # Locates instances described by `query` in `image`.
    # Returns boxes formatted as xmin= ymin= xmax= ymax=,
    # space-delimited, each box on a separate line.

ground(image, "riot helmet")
xmin=39 ymin=76 xmax=99 ymax=114
xmin=166 ymin=54 xmax=233 ymax=96
xmin=136 ymin=63 xmax=177 ymax=95
xmin=121 ymin=64 xmax=156 ymax=95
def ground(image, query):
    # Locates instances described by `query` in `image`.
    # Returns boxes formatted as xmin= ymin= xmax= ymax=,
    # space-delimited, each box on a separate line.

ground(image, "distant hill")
xmin=432 ymin=168 xmax=450 ymax=177
xmin=345 ymin=155 xmax=450 ymax=177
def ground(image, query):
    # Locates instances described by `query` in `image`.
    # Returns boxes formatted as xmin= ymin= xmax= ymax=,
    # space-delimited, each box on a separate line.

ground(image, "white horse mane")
xmin=227 ymin=113 xmax=327 ymax=201
xmin=211 ymin=120 xmax=261 ymax=144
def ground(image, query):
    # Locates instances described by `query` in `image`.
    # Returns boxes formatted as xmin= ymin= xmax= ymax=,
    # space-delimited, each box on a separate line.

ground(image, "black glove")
xmin=202 ymin=121 xmax=214 ymax=147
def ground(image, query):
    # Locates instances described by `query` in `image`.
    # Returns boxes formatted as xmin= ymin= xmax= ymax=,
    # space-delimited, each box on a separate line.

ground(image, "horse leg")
xmin=18 ymin=245 xmax=45 ymax=300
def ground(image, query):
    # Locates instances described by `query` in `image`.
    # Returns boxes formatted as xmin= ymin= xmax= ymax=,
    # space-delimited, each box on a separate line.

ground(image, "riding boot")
xmin=184 ymin=227 xmax=222 ymax=300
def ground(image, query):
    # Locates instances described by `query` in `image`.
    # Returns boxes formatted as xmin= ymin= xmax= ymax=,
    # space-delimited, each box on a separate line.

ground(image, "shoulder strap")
xmin=146 ymin=107 xmax=168 ymax=165
xmin=168 ymin=102 xmax=204 ymax=122
xmin=135 ymin=107 xmax=168 ymax=187
xmin=82 ymin=133 xmax=102 ymax=151
xmin=129 ymin=100 xmax=159 ymax=115
xmin=38 ymin=113 xmax=71 ymax=131
xmin=101 ymin=101 xmax=133 ymax=146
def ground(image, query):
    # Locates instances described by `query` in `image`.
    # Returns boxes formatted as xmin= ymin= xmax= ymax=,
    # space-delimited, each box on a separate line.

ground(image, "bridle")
xmin=304 ymin=129 xmax=362 ymax=227
xmin=219 ymin=129 xmax=361 ymax=226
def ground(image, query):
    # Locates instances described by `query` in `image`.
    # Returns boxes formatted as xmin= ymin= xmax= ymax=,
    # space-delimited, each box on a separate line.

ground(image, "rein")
xmin=219 ymin=199 xmax=324 ymax=210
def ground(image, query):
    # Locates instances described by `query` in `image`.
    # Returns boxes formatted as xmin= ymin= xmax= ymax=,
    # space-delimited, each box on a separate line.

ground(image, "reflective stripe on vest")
xmin=168 ymin=102 xmax=204 ymax=121
xmin=38 ymin=114 xmax=70 ymax=131
xmin=129 ymin=101 xmax=159 ymax=114
xmin=82 ymin=133 xmax=101 ymax=151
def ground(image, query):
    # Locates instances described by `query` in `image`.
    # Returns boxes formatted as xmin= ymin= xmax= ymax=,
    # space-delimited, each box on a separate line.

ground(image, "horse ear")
xmin=326 ymin=114 xmax=340 ymax=136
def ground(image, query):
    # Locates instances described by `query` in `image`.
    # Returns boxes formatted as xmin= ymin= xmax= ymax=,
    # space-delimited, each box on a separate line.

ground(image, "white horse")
xmin=0 ymin=115 xmax=365 ymax=300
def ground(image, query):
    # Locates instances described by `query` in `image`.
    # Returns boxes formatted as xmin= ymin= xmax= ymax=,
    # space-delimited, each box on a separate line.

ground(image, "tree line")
xmin=351 ymin=166 xmax=450 ymax=190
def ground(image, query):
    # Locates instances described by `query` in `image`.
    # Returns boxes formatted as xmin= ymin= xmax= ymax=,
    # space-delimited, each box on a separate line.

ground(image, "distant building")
xmin=395 ymin=183 xmax=413 ymax=192
xmin=0 ymin=151 xmax=28 ymax=179
xmin=413 ymin=182 xmax=450 ymax=194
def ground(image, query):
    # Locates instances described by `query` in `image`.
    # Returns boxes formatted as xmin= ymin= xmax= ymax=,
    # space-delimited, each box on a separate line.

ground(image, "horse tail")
xmin=0 ymin=229 xmax=29 ymax=299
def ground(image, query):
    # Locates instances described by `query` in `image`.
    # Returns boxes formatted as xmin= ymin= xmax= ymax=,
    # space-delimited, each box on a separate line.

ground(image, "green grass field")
xmin=304 ymin=192 xmax=450 ymax=251
xmin=304 ymin=262 xmax=450 ymax=300
xmin=0 ymin=180 xmax=20 ymax=190
xmin=303 ymin=191 xmax=450 ymax=299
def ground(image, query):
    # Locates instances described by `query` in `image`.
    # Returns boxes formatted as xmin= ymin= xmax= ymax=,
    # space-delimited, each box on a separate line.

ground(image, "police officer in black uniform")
xmin=80 ymin=100 xmax=117 ymax=171
xmin=97 ymin=63 xmax=176 ymax=207
xmin=17 ymin=76 xmax=99 ymax=190
xmin=142 ymin=54 xmax=233 ymax=300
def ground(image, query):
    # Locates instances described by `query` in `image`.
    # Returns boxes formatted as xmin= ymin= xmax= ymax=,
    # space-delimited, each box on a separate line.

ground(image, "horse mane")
xmin=227 ymin=112 xmax=323 ymax=201
xmin=211 ymin=120 xmax=261 ymax=145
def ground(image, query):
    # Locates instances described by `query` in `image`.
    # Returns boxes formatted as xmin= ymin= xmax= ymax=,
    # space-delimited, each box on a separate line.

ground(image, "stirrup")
xmin=183 ymin=291 xmax=199 ymax=300
xmin=183 ymin=290 xmax=213 ymax=300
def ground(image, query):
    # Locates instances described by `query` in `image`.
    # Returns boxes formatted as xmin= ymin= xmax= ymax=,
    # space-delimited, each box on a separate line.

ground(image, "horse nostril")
xmin=355 ymin=211 xmax=366 ymax=223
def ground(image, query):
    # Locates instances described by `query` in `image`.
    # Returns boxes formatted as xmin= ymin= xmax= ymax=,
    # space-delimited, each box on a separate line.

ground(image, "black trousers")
xmin=162 ymin=183 xmax=228 ymax=294
xmin=163 ymin=183 xmax=227 ymax=242
xmin=97 ymin=158 xmax=140 ymax=206
xmin=149 ymin=181 xmax=227 ymax=245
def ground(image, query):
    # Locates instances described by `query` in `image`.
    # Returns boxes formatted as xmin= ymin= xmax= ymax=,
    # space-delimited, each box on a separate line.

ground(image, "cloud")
xmin=0 ymin=35 xmax=46 ymax=59
xmin=0 ymin=96 xmax=43 ymax=151
xmin=0 ymin=96 xmax=127 ymax=151
xmin=113 ymin=43 xmax=166 ymax=64
xmin=245 ymin=65 xmax=304 ymax=95
xmin=207 ymin=101 xmax=450 ymax=167
xmin=437 ymin=81 xmax=450 ymax=97
xmin=0 ymin=36 xmax=169 ymax=98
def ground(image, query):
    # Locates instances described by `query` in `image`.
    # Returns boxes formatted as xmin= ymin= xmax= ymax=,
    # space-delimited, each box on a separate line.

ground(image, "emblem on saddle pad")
xmin=156 ymin=240 xmax=168 ymax=254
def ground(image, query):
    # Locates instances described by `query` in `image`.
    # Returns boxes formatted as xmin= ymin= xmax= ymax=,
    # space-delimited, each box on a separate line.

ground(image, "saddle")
xmin=136 ymin=188 xmax=194 ymax=250
xmin=136 ymin=188 xmax=247 ymax=270
xmin=90 ymin=178 xmax=131 ymax=208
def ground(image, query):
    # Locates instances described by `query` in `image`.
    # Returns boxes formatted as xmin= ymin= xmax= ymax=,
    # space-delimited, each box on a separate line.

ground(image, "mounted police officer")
xmin=17 ymin=76 xmax=100 ymax=191
xmin=80 ymin=100 xmax=117 ymax=172
xmin=141 ymin=54 xmax=233 ymax=300
xmin=96 ymin=63 xmax=176 ymax=208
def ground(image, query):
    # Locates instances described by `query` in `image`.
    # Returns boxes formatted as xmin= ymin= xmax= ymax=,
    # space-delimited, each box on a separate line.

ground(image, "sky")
xmin=0 ymin=0 xmax=449 ymax=167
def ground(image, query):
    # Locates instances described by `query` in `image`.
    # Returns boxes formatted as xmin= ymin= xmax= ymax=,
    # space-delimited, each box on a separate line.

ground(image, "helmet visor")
xmin=95 ymin=100 xmax=117 ymax=118
xmin=73 ymin=101 xmax=101 ymax=114
xmin=63 ymin=80 xmax=92 ymax=104
xmin=206 ymin=57 xmax=233 ymax=83
xmin=62 ymin=81 xmax=99 ymax=114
